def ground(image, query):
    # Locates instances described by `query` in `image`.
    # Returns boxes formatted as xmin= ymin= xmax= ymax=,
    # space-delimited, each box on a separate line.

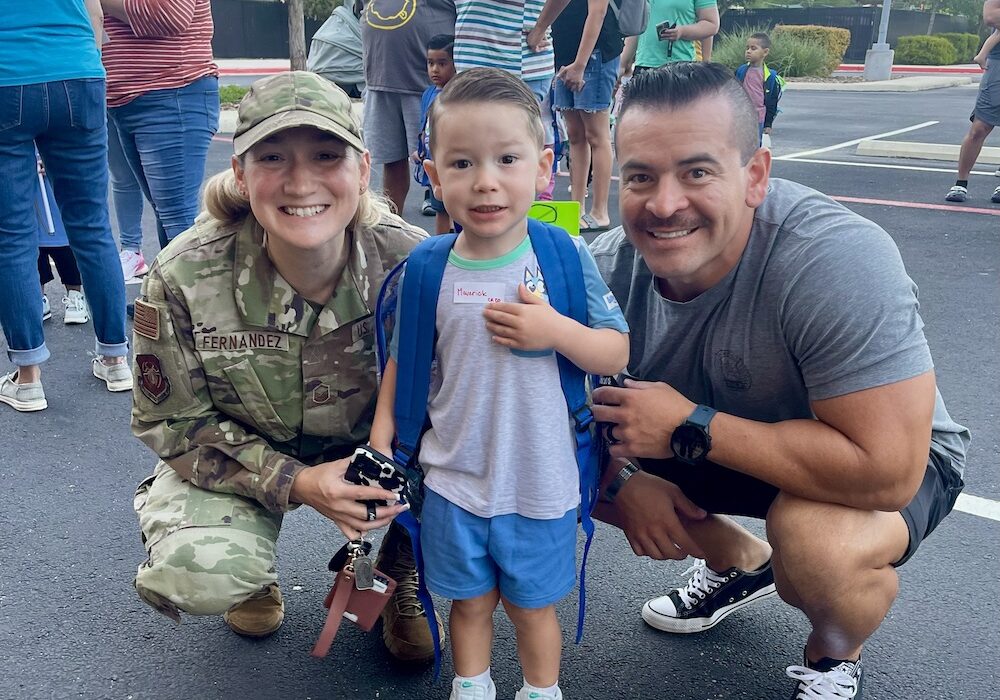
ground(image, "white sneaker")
xmin=63 ymin=290 xmax=89 ymax=325
xmin=449 ymin=677 xmax=496 ymax=700
xmin=120 ymin=249 xmax=149 ymax=280
xmin=945 ymin=185 xmax=968 ymax=202
xmin=514 ymin=686 xmax=563 ymax=700
xmin=92 ymin=357 xmax=133 ymax=392
xmin=42 ymin=295 xmax=52 ymax=321
xmin=0 ymin=371 xmax=47 ymax=412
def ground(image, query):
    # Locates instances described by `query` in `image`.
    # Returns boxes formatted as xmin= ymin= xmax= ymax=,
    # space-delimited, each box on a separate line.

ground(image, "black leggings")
xmin=38 ymin=246 xmax=82 ymax=288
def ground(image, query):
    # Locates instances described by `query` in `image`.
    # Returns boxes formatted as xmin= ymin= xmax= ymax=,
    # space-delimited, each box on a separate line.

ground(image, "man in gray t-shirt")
xmin=360 ymin=0 xmax=455 ymax=213
xmin=589 ymin=63 xmax=969 ymax=699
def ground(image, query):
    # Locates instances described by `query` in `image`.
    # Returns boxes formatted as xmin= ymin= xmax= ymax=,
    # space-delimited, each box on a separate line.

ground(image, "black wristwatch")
xmin=670 ymin=405 xmax=717 ymax=465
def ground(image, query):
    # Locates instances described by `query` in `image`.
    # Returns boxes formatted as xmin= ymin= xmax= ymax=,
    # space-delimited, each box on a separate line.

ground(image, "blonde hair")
xmin=202 ymin=152 xmax=395 ymax=231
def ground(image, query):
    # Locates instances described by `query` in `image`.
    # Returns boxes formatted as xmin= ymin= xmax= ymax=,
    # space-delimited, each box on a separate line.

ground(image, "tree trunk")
xmin=927 ymin=11 xmax=937 ymax=36
xmin=288 ymin=0 xmax=307 ymax=70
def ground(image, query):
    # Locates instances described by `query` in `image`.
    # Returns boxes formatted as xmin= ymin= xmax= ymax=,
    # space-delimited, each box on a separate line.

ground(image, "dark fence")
xmin=720 ymin=7 xmax=975 ymax=62
xmin=210 ymin=1 xmax=976 ymax=62
xmin=211 ymin=0 xmax=327 ymax=59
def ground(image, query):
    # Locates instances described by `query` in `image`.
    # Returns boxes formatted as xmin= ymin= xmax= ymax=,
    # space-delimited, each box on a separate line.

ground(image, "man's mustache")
xmin=628 ymin=215 xmax=709 ymax=232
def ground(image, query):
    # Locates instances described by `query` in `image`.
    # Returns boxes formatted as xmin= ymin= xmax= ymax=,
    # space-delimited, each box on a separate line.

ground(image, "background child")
xmin=35 ymin=150 xmax=88 ymax=325
xmin=413 ymin=34 xmax=456 ymax=233
xmin=373 ymin=68 xmax=629 ymax=700
xmin=734 ymin=32 xmax=783 ymax=147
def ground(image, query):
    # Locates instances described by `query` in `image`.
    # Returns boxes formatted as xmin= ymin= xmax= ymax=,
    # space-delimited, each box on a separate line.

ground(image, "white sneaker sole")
xmin=641 ymin=583 xmax=777 ymax=634
xmin=0 ymin=394 xmax=48 ymax=412
xmin=93 ymin=365 xmax=133 ymax=392
xmin=64 ymin=314 xmax=89 ymax=325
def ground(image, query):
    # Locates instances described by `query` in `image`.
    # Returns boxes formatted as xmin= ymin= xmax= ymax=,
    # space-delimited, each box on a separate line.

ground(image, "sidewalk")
xmin=217 ymin=58 xmax=985 ymax=78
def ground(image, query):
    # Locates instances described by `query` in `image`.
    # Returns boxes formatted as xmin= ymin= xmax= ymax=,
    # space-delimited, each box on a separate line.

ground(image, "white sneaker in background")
xmin=92 ymin=357 xmax=133 ymax=392
xmin=63 ymin=290 xmax=89 ymax=325
xmin=42 ymin=295 xmax=52 ymax=321
xmin=120 ymin=249 xmax=149 ymax=280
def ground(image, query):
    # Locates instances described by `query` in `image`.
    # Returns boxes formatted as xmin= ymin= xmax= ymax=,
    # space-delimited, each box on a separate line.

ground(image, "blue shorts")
xmin=554 ymin=51 xmax=620 ymax=113
xmin=420 ymin=488 xmax=578 ymax=608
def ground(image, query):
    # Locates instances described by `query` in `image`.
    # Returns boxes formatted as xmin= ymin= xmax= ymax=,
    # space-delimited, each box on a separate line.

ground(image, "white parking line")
xmin=775 ymin=156 xmax=997 ymax=178
xmin=778 ymin=121 xmax=939 ymax=160
xmin=955 ymin=493 xmax=1000 ymax=523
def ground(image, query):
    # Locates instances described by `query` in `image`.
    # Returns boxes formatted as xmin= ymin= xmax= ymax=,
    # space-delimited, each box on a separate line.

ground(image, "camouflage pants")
xmin=133 ymin=462 xmax=282 ymax=620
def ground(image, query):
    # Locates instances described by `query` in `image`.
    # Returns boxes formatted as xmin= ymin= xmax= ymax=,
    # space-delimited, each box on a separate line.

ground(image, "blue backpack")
xmin=374 ymin=219 xmax=601 ymax=675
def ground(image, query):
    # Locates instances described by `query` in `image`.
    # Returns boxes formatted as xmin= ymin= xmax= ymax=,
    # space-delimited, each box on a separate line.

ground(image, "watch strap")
xmin=686 ymin=404 xmax=717 ymax=429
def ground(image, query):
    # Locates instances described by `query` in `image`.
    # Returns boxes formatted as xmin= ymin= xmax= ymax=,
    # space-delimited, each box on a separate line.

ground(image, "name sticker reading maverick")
xmin=198 ymin=331 xmax=289 ymax=351
xmin=453 ymin=283 xmax=505 ymax=304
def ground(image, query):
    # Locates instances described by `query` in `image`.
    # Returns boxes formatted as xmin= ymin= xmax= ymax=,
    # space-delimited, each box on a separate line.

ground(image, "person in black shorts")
xmin=589 ymin=63 xmax=970 ymax=699
xmin=945 ymin=0 xmax=1000 ymax=204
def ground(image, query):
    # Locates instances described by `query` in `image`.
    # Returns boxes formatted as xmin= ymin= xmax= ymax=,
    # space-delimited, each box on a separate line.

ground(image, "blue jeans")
xmin=109 ymin=75 xmax=219 ymax=249
xmin=107 ymin=115 xmax=145 ymax=251
xmin=0 ymin=79 xmax=128 ymax=365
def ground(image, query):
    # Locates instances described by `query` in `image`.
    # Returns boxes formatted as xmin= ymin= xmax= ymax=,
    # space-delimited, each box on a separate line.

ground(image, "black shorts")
xmin=639 ymin=450 xmax=964 ymax=567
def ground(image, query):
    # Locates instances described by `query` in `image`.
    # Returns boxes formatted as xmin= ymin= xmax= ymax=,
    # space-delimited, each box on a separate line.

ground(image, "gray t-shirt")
xmin=361 ymin=0 xmax=456 ymax=94
xmin=590 ymin=178 xmax=970 ymax=474
xmin=391 ymin=235 xmax=629 ymax=518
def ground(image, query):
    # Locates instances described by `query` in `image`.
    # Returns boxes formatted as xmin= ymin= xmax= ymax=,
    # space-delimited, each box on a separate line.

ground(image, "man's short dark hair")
xmin=749 ymin=32 xmax=771 ymax=49
xmin=427 ymin=34 xmax=455 ymax=56
xmin=618 ymin=62 xmax=761 ymax=163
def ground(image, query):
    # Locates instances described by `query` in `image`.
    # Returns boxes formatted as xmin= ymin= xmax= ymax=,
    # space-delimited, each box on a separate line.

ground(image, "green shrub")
xmin=894 ymin=35 xmax=957 ymax=65
xmin=305 ymin=0 xmax=343 ymax=20
xmin=713 ymin=25 xmax=830 ymax=77
xmin=219 ymin=84 xmax=250 ymax=105
xmin=935 ymin=32 xmax=979 ymax=63
xmin=773 ymin=25 xmax=851 ymax=75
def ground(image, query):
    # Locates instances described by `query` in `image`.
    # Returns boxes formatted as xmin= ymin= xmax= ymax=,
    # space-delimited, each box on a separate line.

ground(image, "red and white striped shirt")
xmin=103 ymin=0 xmax=218 ymax=108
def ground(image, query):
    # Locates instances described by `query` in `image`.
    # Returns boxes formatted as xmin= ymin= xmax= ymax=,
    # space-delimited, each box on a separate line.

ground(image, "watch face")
xmin=671 ymin=424 xmax=711 ymax=463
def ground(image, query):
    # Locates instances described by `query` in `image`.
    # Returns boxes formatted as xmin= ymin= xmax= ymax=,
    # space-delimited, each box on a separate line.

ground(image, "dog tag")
xmin=353 ymin=554 xmax=375 ymax=591
xmin=328 ymin=539 xmax=372 ymax=572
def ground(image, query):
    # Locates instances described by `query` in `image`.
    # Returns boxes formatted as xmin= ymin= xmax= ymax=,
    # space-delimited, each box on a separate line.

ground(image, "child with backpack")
xmin=734 ymin=32 xmax=784 ymax=148
xmin=371 ymin=67 xmax=630 ymax=700
xmin=412 ymin=34 xmax=456 ymax=233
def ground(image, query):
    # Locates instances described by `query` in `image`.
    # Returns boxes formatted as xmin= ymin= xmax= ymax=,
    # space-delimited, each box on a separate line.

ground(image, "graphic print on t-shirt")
xmin=523 ymin=265 xmax=548 ymax=300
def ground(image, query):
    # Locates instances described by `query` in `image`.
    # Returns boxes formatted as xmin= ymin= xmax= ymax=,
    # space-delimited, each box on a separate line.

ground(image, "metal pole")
xmin=863 ymin=0 xmax=894 ymax=81
xmin=876 ymin=0 xmax=892 ymax=47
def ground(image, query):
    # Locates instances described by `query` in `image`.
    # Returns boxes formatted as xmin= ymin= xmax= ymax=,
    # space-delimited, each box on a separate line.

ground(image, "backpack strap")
xmin=382 ymin=232 xmax=457 ymax=679
xmin=525 ymin=219 xmax=598 ymax=645
xmin=392 ymin=233 xmax=457 ymax=472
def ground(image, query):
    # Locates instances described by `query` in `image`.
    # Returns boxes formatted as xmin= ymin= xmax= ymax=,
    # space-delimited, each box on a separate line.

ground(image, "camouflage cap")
xmin=233 ymin=71 xmax=364 ymax=156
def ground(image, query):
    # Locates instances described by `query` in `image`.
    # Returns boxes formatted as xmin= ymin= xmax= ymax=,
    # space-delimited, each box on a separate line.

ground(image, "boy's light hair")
xmin=427 ymin=67 xmax=545 ymax=155
xmin=749 ymin=32 xmax=771 ymax=50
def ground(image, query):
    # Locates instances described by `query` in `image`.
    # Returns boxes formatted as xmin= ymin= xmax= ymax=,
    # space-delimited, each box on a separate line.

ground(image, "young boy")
xmin=372 ymin=68 xmax=630 ymax=700
xmin=413 ymin=34 xmax=456 ymax=233
xmin=735 ymin=32 xmax=783 ymax=147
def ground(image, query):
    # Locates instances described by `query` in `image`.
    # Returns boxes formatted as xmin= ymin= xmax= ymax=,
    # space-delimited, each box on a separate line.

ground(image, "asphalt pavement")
xmin=1 ymin=84 xmax=998 ymax=700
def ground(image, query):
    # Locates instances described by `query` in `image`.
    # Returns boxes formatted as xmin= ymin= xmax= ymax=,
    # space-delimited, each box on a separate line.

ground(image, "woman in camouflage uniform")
xmin=129 ymin=72 xmax=435 ymax=661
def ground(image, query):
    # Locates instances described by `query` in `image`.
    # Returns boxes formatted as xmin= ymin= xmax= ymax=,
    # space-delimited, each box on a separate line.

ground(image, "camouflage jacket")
xmin=131 ymin=213 xmax=426 ymax=512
